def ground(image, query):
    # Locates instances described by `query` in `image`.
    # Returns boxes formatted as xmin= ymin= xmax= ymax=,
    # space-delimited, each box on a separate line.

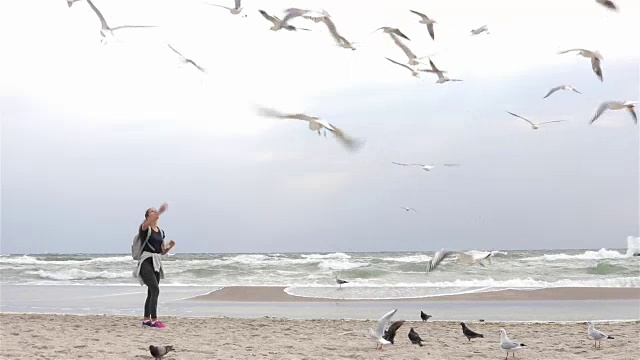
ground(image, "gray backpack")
xmin=131 ymin=227 xmax=163 ymax=260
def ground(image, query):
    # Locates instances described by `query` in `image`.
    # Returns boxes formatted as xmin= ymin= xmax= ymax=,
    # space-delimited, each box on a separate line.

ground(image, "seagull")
xmin=149 ymin=345 xmax=174 ymax=360
xmin=590 ymin=101 xmax=637 ymax=124
xmin=385 ymin=57 xmax=424 ymax=78
xmin=382 ymin=320 xmax=405 ymax=344
xmin=558 ymin=48 xmax=603 ymax=82
xmin=507 ymin=111 xmax=568 ymax=130
xmin=167 ymin=44 xmax=206 ymax=73
xmin=420 ymin=311 xmax=432 ymax=321
xmin=207 ymin=0 xmax=243 ymax=15
xmin=543 ymin=85 xmax=582 ymax=99
xmin=315 ymin=16 xmax=357 ymax=50
xmin=408 ymin=327 xmax=425 ymax=346
xmin=401 ymin=207 xmax=417 ymax=212
xmin=470 ymin=25 xmax=489 ymax=35
xmin=587 ymin=322 xmax=615 ymax=348
xmin=392 ymin=162 xmax=436 ymax=171
xmin=461 ymin=322 xmax=484 ymax=341
xmin=423 ymin=59 xmax=463 ymax=83
xmin=388 ymin=33 xmax=428 ymax=66
xmin=500 ymin=329 xmax=526 ymax=360
xmin=368 ymin=309 xmax=397 ymax=350
xmin=596 ymin=0 xmax=618 ymax=11
xmin=280 ymin=8 xmax=329 ymax=29
xmin=255 ymin=106 xmax=362 ymax=151
xmin=457 ymin=251 xmax=493 ymax=267
xmin=410 ymin=10 xmax=437 ymax=40
xmin=66 ymin=0 xmax=81 ymax=7
xmin=258 ymin=10 xmax=310 ymax=31
xmin=335 ymin=275 xmax=348 ymax=288
xmin=426 ymin=249 xmax=453 ymax=273
xmin=84 ymin=0 xmax=157 ymax=44
xmin=373 ymin=27 xmax=411 ymax=41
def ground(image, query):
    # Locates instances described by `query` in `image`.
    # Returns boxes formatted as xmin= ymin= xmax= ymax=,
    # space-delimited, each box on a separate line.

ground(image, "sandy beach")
xmin=1 ymin=313 xmax=638 ymax=359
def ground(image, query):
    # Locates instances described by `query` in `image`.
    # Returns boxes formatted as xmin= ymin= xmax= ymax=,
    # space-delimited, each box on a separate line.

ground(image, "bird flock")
xmin=61 ymin=0 xmax=632 ymax=358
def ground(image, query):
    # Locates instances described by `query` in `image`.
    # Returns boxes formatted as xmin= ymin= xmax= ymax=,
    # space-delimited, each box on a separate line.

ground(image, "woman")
xmin=134 ymin=202 xmax=175 ymax=328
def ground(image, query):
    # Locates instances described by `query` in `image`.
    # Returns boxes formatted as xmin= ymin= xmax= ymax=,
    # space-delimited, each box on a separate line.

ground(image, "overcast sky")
xmin=1 ymin=0 xmax=638 ymax=254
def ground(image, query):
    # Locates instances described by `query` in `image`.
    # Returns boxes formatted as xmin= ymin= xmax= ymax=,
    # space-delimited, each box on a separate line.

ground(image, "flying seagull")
xmin=255 ymin=106 xmax=362 ymax=151
xmin=84 ymin=0 xmax=156 ymax=43
xmin=470 ymin=25 xmax=489 ymax=35
xmin=167 ymin=44 xmax=206 ymax=73
xmin=590 ymin=101 xmax=637 ymax=124
xmin=457 ymin=251 xmax=494 ymax=267
xmin=401 ymin=207 xmax=417 ymax=212
xmin=558 ymin=48 xmax=603 ymax=82
xmin=426 ymin=249 xmax=453 ymax=273
xmin=207 ymin=0 xmax=243 ymax=15
xmin=373 ymin=27 xmax=410 ymax=41
xmin=410 ymin=10 xmax=437 ymax=40
xmin=596 ymin=0 xmax=618 ymax=11
xmin=369 ymin=309 xmax=397 ymax=350
xmin=385 ymin=57 xmax=424 ymax=78
xmin=507 ymin=111 xmax=568 ymax=130
xmin=335 ymin=275 xmax=348 ymax=288
xmin=281 ymin=8 xmax=330 ymax=28
xmin=423 ymin=59 xmax=463 ymax=83
xmin=66 ymin=0 xmax=81 ymax=7
xmin=408 ymin=327 xmax=425 ymax=346
xmin=257 ymin=10 xmax=310 ymax=31
xmin=587 ymin=322 xmax=614 ymax=348
xmin=382 ymin=320 xmax=405 ymax=344
xmin=543 ymin=85 xmax=582 ymax=99
xmin=500 ymin=329 xmax=527 ymax=360
xmin=388 ymin=33 xmax=427 ymax=66
xmin=149 ymin=345 xmax=174 ymax=360
xmin=313 ymin=16 xmax=357 ymax=50
xmin=461 ymin=322 xmax=484 ymax=341
xmin=420 ymin=311 xmax=432 ymax=321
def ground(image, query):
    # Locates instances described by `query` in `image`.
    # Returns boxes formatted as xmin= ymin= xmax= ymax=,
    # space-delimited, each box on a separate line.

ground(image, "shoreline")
xmin=190 ymin=286 xmax=640 ymax=302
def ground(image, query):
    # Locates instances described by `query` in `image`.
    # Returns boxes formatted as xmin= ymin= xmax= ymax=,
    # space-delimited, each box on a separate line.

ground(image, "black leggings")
xmin=140 ymin=258 xmax=161 ymax=319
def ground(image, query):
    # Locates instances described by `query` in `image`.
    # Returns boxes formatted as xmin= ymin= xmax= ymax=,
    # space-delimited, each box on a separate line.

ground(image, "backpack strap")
xmin=141 ymin=226 xmax=156 ymax=252
xmin=160 ymin=229 xmax=165 ymax=240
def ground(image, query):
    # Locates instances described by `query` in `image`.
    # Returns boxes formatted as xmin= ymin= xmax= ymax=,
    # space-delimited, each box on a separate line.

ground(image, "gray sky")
xmin=1 ymin=0 xmax=638 ymax=254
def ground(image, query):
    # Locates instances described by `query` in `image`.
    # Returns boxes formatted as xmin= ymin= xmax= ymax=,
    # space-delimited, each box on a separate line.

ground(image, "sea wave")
xmin=522 ymin=248 xmax=629 ymax=261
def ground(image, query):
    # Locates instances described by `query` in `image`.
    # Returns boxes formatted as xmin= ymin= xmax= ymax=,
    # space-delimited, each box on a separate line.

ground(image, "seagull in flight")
xmin=543 ymin=85 xmax=582 ymax=99
xmin=423 ymin=59 xmax=463 ymax=83
xmin=167 ymin=44 xmax=206 ymax=73
xmin=369 ymin=309 xmax=397 ymax=350
xmin=426 ymin=249 xmax=453 ymax=273
xmin=507 ymin=111 xmax=568 ymax=130
xmin=470 ymin=25 xmax=489 ymax=35
xmin=590 ymin=101 xmax=637 ymax=124
xmin=373 ymin=27 xmax=411 ymax=41
xmin=400 ymin=207 xmax=417 ymax=212
xmin=257 ymin=10 xmax=310 ymax=31
xmin=255 ymin=106 xmax=362 ymax=151
xmin=500 ymin=329 xmax=527 ymax=360
xmin=207 ymin=0 xmax=244 ymax=15
xmin=385 ymin=58 xmax=425 ymax=78
xmin=558 ymin=48 xmax=603 ymax=82
xmin=281 ymin=8 xmax=330 ymax=28
xmin=84 ymin=0 xmax=157 ymax=43
xmin=410 ymin=10 xmax=437 ymax=40
xmin=388 ymin=33 xmax=427 ymax=66
xmin=457 ymin=251 xmax=494 ymax=266
xmin=596 ymin=0 xmax=618 ymax=11
xmin=587 ymin=322 xmax=615 ymax=348
xmin=312 ymin=16 xmax=357 ymax=50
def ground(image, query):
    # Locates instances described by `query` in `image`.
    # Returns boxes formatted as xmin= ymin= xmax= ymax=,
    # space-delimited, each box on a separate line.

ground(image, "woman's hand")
xmin=168 ymin=240 xmax=176 ymax=248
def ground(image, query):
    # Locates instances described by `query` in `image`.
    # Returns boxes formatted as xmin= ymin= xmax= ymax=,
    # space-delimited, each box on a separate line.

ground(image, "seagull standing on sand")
xmin=558 ymin=48 xmax=603 ymax=81
xmin=587 ymin=322 xmax=615 ymax=348
xmin=590 ymin=101 xmax=637 ymax=124
xmin=335 ymin=275 xmax=348 ymax=288
xmin=167 ymin=44 xmax=207 ymax=73
xmin=596 ymin=0 xmax=618 ymax=11
xmin=420 ymin=310 xmax=432 ymax=321
xmin=369 ymin=309 xmax=398 ymax=350
xmin=149 ymin=345 xmax=174 ymax=360
xmin=207 ymin=0 xmax=244 ymax=15
xmin=408 ymin=327 xmax=425 ymax=346
xmin=423 ymin=59 xmax=463 ymax=83
xmin=543 ymin=85 xmax=582 ymax=99
xmin=255 ymin=106 xmax=362 ymax=151
xmin=84 ymin=0 xmax=157 ymax=43
xmin=257 ymin=10 xmax=310 ymax=31
xmin=461 ymin=322 xmax=484 ymax=341
xmin=410 ymin=10 xmax=437 ymax=40
xmin=426 ymin=249 xmax=452 ymax=273
xmin=507 ymin=111 xmax=568 ymax=130
xmin=500 ymin=329 xmax=527 ymax=359
xmin=470 ymin=25 xmax=489 ymax=35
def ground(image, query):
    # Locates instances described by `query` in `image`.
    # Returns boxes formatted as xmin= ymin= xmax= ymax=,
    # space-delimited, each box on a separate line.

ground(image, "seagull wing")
xmin=457 ymin=253 xmax=475 ymax=265
xmin=167 ymin=44 xmax=185 ymax=58
xmin=627 ymin=106 xmax=638 ymax=124
xmin=569 ymin=86 xmax=582 ymax=94
xmin=427 ymin=23 xmax=435 ymax=40
xmin=111 ymin=25 xmax=157 ymax=31
xmin=392 ymin=28 xmax=411 ymax=41
xmin=234 ymin=0 xmax=241 ymax=9
xmin=255 ymin=106 xmax=291 ymax=119
xmin=322 ymin=17 xmax=349 ymax=46
xmin=382 ymin=320 xmax=405 ymax=342
xmin=258 ymin=10 xmax=279 ymax=26
xmin=409 ymin=9 xmax=428 ymax=21
xmin=428 ymin=59 xmax=441 ymax=72
xmin=385 ymin=57 xmax=414 ymax=73
xmin=392 ymin=162 xmax=412 ymax=166
xmin=327 ymin=123 xmax=363 ymax=151
xmin=208 ymin=3 xmax=233 ymax=10
xmin=85 ymin=0 xmax=110 ymax=30
xmin=375 ymin=309 xmax=398 ymax=338
xmin=590 ymin=102 xmax=611 ymax=124
xmin=389 ymin=33 xmax=417 ymax=61
xmin=591 ymin=56 xmax=603 ymax=82
xmin=558 ymin=48 xmax=588 ymax=54
xmin=537 ymin=120 xmax=568 ymax=125
xmin=281 ymin=8 xmax=309 ymax=25
xmin=507 ymin=111 xmax=535 ymax=126
xmin=426 ymin=249 xmax=452 ymax=273
xmin=187 ymin=60 xmax=207 ymax=73
xmin=543 ymin=86 xmax=563 ymax=99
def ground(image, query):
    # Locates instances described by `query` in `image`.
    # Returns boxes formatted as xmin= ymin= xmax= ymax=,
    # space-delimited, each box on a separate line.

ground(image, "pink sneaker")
xmin=150 ymin=321 xmax=165 ymax=328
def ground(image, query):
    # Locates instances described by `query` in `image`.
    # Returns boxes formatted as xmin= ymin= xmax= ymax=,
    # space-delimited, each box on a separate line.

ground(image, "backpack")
xmin=131 ymin=226 xmax=165 ymax=260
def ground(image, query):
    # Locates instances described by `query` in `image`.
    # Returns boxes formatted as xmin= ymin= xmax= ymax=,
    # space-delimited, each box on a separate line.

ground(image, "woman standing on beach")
xmin=134 ymin=202 xmax=175 ymax=328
